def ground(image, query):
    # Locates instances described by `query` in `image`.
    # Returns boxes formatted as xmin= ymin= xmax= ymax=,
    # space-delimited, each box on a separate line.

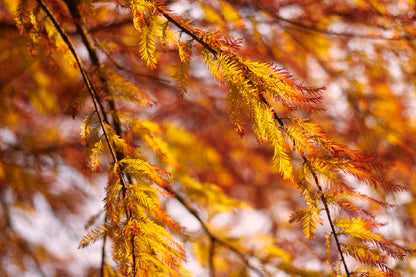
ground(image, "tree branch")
xmin=156 ymin=4 xmax=351 ymax=275
xmin=209 ymin=236 xmax=215 ymax=277
xmin=0 ymin=197 xmax=48 ymax=277
xmin=259 ymin=94 xmax=351 ymax=277
xmin=34 ymin=0 xmax=117 ymax=163
xmin=62 ymin=1 xmax=142 ymax=276
xmin=158 ymin=9 xmax=217 ymax=56
xmin=34 ymin=0 xmax=136 ymax=275
xmin=271 ymin=14 xmax=413 ymax=41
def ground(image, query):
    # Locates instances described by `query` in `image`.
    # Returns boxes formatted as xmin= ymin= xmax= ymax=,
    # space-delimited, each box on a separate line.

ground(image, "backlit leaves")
xmin=173 ymin=40 xmax=192 ymax=96
xmin=177 ymin=174 xmax=249 ymax=215
xmin=289 ymin=203 xmax=322 ymax=239
xmin=79 ymin=224 xmax=108 ymax=249
xmin=3 ymin=0 xmax=415 ymax=276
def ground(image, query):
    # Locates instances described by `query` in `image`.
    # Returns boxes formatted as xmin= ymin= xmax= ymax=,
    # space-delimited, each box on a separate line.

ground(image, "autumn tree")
xmin=1 ymin=0 xmax=416 ymax=276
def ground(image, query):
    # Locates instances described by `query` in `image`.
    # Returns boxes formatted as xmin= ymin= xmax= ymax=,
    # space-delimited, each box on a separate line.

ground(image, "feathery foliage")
xmin=2 ymin=0 xmax=415 ymax=276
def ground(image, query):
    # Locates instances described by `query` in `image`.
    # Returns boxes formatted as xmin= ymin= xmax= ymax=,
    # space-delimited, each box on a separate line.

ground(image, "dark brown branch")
xmin=259 ymin=95 xmax=351 ymax=277
xmin=34 ymin=1 xmax=136 ymax=276
xmin=100 ymin=216 xmax=107 ymax=277
xmin=0 ymin=20 xmax=17 ymax=30
xmin=62 ymin=1 xmax=140 ymax=276
xmin=34 ymin=0 xmax=118 ymax=163
xmin=209 ymin=237 xmax=215 ymax=277
xmin=158 ymin=9 xmax=218 ymax=56
xmin=156 ymin=3 xmax=351 ymax=275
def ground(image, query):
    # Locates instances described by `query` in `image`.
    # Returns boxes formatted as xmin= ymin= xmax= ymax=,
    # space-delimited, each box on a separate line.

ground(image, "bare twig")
xmin=271 ymin=14 xmax=413 ymax=41
xmin=97 ymin=44 xmax=171 ymax=83
xmin=0 ymin=197 xmax=48 ymax=277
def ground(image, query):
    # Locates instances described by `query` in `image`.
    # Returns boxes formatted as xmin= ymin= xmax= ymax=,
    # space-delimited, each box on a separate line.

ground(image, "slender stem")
xmin=158 ymin=9 xmax=217 ymax=56
xmin=63 ymin=2 xmax=140 ymax=275
xmin=157 ymin=3 xmax=351 ymax=275
xmin=35 ymin=0 xmax=117 ymax=163
xmin=259 ymin=95 xmax=350 ymax=276
xmin=307 ymin=161 xmax=350 ymax=276
xmin=100 ymin=216 xmax=107 ymax=277
xmin=36 ymin=0 xmax=137 ymax=275
xmin=209 ymin=237 xmax=215 ymax=277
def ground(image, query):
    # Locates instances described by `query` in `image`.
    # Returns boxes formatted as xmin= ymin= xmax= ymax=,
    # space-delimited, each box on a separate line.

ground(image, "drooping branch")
xmin=157 ymin=4 xmax=351 ymax=275
xmin=259 ymin=94 xmax=351 ymax=277
xmin=34 ymin=0 xmax=117 ymax=163
xmin=34 ymin=0 xmax=136 ymax=275
xmin=63 ymin=2 xmax=144 ymax=276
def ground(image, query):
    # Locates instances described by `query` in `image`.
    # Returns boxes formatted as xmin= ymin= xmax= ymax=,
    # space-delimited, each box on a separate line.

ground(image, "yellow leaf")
xmin=198 ymin=1 xmax=225 ymax=29
xmin=219 ymin=0 xmax=244 ymax=29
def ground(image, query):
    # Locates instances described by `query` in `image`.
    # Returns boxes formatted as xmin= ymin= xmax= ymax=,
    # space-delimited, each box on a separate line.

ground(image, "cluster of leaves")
xmin=1 ymin=0 xmax=416 ymax=276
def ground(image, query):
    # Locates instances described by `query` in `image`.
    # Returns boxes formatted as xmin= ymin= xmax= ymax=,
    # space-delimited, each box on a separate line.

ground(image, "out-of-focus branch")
xmin=97 ymin=44 xmax=172 ymax=83
xmin=271 ymin=14 xmax=414 ymax=41
xmin=166 ymin=187 xmax=267 ymax=277
xmin=0 ymin=197 xmax=48 ymax=277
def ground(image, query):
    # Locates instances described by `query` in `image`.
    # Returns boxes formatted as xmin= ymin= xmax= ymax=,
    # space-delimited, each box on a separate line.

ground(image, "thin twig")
xmin=0 ymin=197 xmax=48 ymax=277
xmin=271 ymin=14 xmax=413 ymax=41
xmin=259 ymin=95 xmax=351 ymax=277
xmin=62 ymin=1 xmax=139 ymax=275
xmin=157 ymin=4 xmax=351 ymax=275
xmin=97 ymin=44 xmax=171 ymax=83
xmin=35 ymin=0 xmax=117 ymax=163
xmin=230 ymin=0 xmax=416 ymax=41
xmin=209 ymin=236 xmax=215 ymax=277
xmin=100 ymin=216 xmax=107 ymax=277
xmin=306 ymin=158 xmax=350 ymax=276
xmin=158 ymin=9 xmax=217 ymax=56
xmin=34 ymin=0 xmax=136 ymax=275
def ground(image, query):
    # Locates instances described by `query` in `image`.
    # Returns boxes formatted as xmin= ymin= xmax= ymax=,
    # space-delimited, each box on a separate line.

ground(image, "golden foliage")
xmin=3 ymin=0 xmax=415 ymax=276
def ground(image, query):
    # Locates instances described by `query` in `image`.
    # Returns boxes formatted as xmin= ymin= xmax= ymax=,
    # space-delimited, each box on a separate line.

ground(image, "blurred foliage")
xmin=1 ymin=0 xmax=416 ymax=276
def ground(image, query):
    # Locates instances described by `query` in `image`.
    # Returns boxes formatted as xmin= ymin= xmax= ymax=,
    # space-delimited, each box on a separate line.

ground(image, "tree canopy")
xmin=1 ymin=0 xmax=416 ymax=276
